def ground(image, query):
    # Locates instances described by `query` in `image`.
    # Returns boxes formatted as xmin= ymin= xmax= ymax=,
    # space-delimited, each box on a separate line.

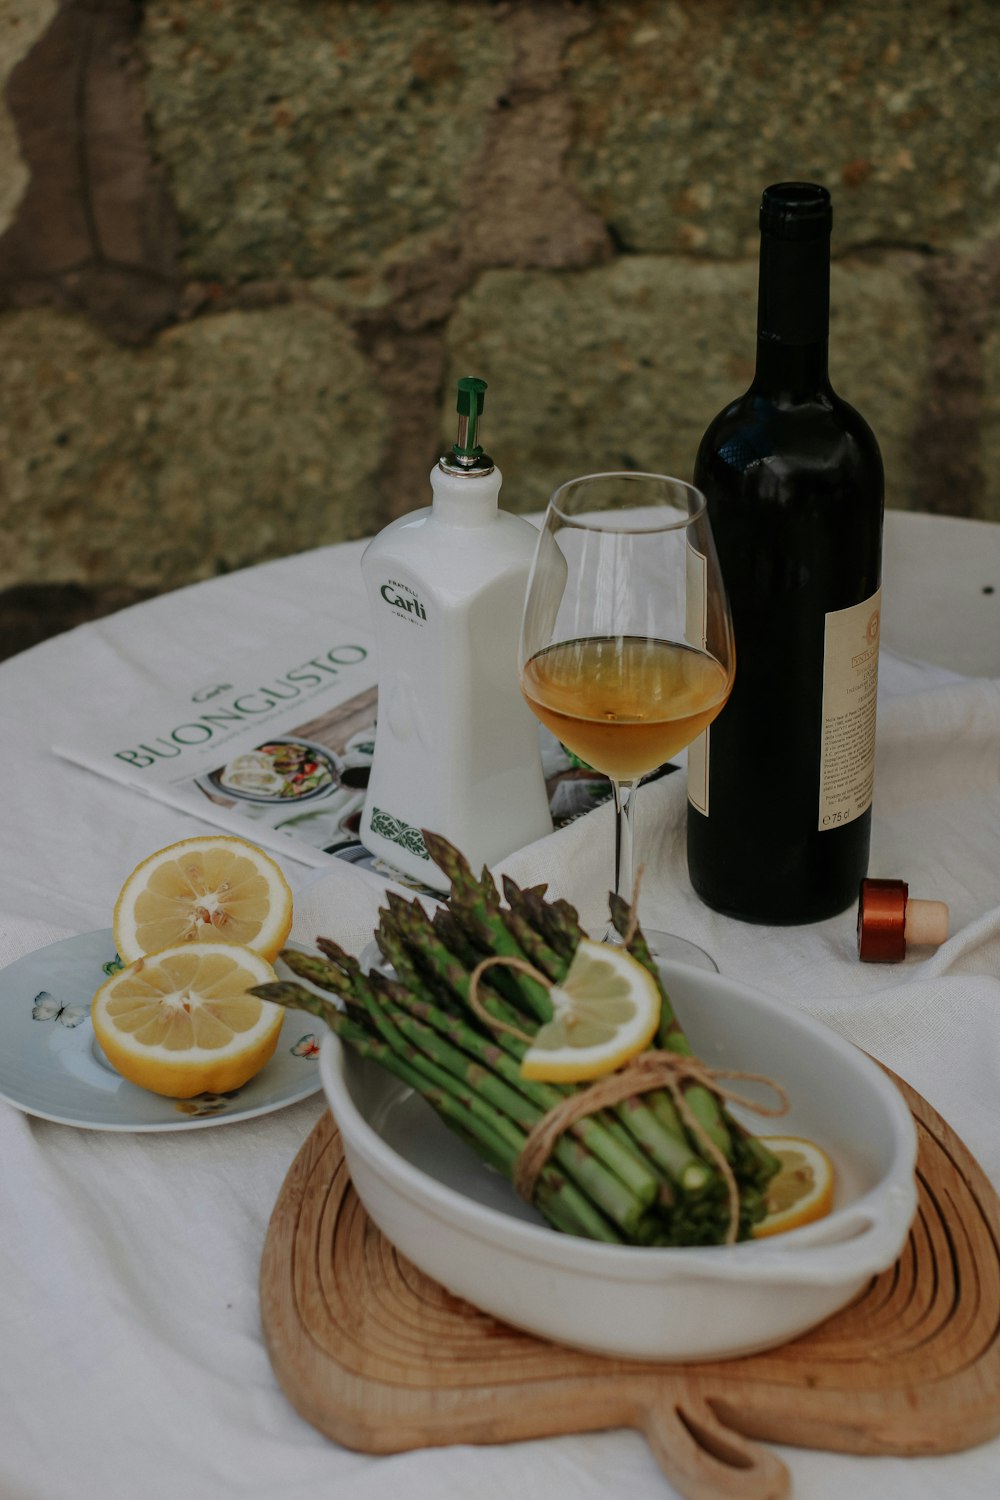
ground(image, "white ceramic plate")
xmin=320 ymin=959 xmax=919 ymax=1362
xmin=0 ymin=930 xmax=323 ymax=1131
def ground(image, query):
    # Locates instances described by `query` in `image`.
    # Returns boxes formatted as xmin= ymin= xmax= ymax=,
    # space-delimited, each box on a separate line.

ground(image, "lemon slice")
xmin=752 ymin=1135 xmax=836 ymax=1238
xmin=91 ymin=942 xmax=283 ymax=1098
xmin=113 ymin=836 xmax=293 ymax=964
xmin=520 ymin=938 xmax=661 ymax=1082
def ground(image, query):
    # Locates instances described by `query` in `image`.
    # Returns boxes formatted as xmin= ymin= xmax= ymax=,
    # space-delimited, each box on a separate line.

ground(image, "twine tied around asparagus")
xmin=467 ymin=952 xmax=789 ymax=1245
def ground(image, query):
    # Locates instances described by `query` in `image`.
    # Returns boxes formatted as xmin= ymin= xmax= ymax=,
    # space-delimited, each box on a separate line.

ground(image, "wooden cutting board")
xmin=260 ymin=1071 xmax=1000 ymax=1499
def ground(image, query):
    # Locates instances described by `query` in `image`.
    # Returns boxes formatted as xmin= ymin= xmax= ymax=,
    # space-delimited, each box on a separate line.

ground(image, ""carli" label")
xmin=379 ymin=579 xmax=427 ymax=623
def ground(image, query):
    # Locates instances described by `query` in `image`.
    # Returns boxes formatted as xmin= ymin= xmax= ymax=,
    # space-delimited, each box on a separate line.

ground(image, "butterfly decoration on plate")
xmin=175 ymin=1091 xmax=241 ymax=1118
xmin=32 ymin=990 xmax=88 ymax=1029
xmin=290 ymin=1034 xmax=321 ymax=1059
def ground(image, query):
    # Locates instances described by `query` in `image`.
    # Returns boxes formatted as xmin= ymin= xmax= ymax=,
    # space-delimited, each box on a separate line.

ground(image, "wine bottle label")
xmin=687 ymin=726 xmax=710 ymax=815
xmin=685 ymin=544 xmax=711 ymax=814
xmin=818 ymin=589 xmax=881 ymax=831
xmin=684 ymin=543 xmax=709 ymax=651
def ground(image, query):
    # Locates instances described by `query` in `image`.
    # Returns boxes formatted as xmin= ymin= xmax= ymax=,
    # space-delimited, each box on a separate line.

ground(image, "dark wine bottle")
xmin=686 ymin=183 xmax=884 ymax=924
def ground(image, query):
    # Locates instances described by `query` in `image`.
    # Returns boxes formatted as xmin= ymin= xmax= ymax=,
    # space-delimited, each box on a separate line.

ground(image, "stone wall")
xmin=1 ymin=0 xmax=999 ymax=650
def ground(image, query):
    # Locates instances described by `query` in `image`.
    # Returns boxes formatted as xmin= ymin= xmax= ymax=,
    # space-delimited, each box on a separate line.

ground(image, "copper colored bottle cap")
xmin=857 ymin=878 xmax=907 ymax=962
xmin=857 ymin=879 xmax=949 ymax=962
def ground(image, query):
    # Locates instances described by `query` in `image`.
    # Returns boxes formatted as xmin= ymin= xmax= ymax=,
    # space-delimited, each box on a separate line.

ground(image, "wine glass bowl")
xmin=518 ymin=472 xmax=734 ymax=966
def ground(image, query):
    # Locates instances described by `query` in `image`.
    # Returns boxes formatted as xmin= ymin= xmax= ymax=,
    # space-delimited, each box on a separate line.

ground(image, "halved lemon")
xmin=752 ymin=1135 xmax=836 ymax=1238
xmin=113 ymin=836 xmax=293 ymax=964
xmin=91 ymin=942 xmax=283 ymax=1099
xmin=520 ymin=938 xmax=661 ymax=1083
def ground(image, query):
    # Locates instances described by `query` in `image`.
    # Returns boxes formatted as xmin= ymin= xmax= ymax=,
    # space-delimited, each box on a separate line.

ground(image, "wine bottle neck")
xmin=753 ymin=227 xmax=832 ymax=400
xmin=753 ymin=337 xmax=830 ymax=399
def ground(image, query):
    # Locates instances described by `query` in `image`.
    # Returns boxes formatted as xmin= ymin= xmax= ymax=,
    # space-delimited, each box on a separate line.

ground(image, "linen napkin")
xmin=0 ymin=911 xmax=75 ymax=969
xmin=290 ymin=767 xmax=639 ymax=958
xmin=798 ymin=903 xmax=1000 ymax=1185
xmin=294 ymin=653 xmax=999 ymax=942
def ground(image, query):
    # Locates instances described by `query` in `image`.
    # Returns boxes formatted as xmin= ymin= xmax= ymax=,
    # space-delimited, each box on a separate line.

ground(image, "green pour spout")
xmin=453 ymin=376 xmax=488 ymax=458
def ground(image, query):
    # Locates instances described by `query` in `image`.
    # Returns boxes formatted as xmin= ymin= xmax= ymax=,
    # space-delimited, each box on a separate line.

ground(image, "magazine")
xmin=54 ymin=631 xmax=381 ymax=871
xmin=52 ymin=625 xmax=637 ymax=884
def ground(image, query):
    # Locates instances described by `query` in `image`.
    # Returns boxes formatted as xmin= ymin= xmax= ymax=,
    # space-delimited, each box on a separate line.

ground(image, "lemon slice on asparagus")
xmin=92 ymin=942 xmax=282 ymax=1098
xmin=752 ymin=1136 xmax=836 ymax=1237
xmin=520 ymin=938 xmax=661 ymax=1083
xmin=113 ymin=835 xmax=293 ymax=965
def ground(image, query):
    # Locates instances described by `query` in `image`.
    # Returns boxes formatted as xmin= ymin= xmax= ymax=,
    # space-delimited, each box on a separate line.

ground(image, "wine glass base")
xmin=605 ymin=926 xmax=718 ymax=972
xmin=644 ymin=931 xmax=718 ymax=971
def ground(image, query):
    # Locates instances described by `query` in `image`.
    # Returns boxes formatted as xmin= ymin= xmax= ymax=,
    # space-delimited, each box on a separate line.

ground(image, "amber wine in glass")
xmin=518 ymin=473 xmax=734 ymax=968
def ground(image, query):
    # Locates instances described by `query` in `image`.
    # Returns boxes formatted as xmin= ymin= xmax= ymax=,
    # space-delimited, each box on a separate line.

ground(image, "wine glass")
xmin=518 ymin=472 xmax=734 ymax=969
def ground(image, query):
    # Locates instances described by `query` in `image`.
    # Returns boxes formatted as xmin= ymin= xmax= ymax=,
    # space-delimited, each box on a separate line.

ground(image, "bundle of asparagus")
xmin=254 ymin=832 xmax=780 ymax=1247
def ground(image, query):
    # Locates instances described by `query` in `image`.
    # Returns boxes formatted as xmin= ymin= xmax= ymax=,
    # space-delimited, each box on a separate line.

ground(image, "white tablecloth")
xmin=2 ymin=521 xmax=999 ymax=1500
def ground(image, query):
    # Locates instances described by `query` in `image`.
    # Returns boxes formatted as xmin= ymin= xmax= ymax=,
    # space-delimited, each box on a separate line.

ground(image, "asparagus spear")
xmin=257 ymin=981 xmax=622 ymax=1242
xmin=423 ymin=833 xmax=553 ymax=1022
xmin=608 ymin=891 xmax=733 ymax=1160
xmin=498 ymin=873 xmax=583 ymax=958
xmin=497 ymin=903 xmax=564 ymax=982
xmin=281 ymin=946 xmax=354 ymax=998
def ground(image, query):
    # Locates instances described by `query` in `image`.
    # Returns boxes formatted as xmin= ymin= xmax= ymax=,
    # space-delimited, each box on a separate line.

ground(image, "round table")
xmin=1 ymin=512 xmax=998 ymax=1500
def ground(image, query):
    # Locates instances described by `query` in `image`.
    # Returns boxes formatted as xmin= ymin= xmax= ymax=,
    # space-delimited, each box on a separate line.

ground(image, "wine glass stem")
xmin=611 ymin=779 xmax=638 ymax=907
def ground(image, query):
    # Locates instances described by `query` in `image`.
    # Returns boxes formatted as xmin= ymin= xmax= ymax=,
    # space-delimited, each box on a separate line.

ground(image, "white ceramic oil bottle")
xmin=359 ymin=377 xmax=552 ymax=890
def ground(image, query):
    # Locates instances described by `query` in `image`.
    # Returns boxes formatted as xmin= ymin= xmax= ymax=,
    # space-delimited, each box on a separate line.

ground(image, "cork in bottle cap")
xmin=904 ymin=899 xmax=949 ymax=949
